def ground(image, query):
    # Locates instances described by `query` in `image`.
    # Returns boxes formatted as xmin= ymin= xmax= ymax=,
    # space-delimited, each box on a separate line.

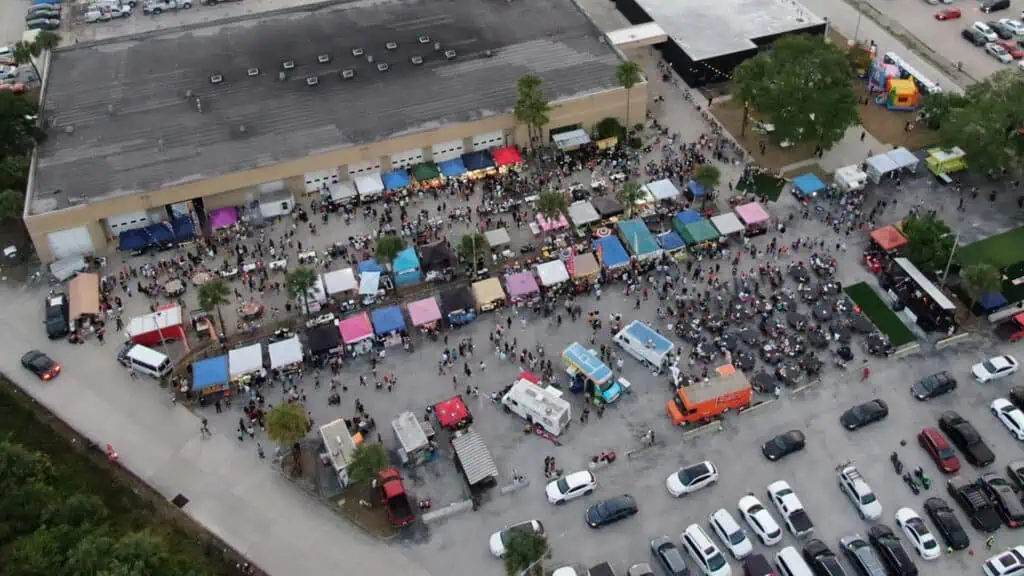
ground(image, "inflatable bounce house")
xmin=868 ymin=60 xmax=920 ymax=111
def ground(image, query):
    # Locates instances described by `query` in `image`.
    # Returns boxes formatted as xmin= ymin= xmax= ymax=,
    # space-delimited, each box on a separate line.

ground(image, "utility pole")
xmin=471 ymin=234 xmax=477 ymax=279
xmin=940 ymin=231 xmax=961 ymax=287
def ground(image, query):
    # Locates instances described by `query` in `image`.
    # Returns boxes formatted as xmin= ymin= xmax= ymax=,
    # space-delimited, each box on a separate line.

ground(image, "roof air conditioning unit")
xmin=341 ymin=69 xmax=355 ymax=79
xmin=444 ymin=49 xmax=457 ymax=60
xmin=306 ymin=76 xmax=319 ymax=86
xmin=376 ymin=62 xmax=389 ymax=72
xmin=352 ymin=47 xmax=364 ymax=57
xmin=282 ymin=60 xmax=296 ymax=70
xmin=210 ymin=73 xmax=224 ymax=84
xmin=318 ymin=53 xmax=331 ymax=64
xmin=385 ymin=41 xmax=398 ymax=50
xmin=366 ymin=54 xmax=374 ymax=63
xmin=484 ymin=49 xmax=493 ymax=57
xmin=247 ymin=67 xmax=259 ymax=77
xmin=185 ymin=89 xmax=194 ymax=98
xmin=410 ymin=55 xmax=423 ymax=65
xmin=433 ymin=41 xmax=441 ymax=51
xmin=278 ymin=71 xmax=287 ymax=81
xmin=418 ymin=34 xmax=431 ymax=44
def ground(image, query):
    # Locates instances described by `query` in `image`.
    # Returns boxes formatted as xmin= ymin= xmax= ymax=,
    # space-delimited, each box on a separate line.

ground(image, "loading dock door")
xmin=391 ymin=148 xmax=425 ymax=170
xmin=347 ymin=160 xmax=382 ymax=177
xmin=304 ymin=169 xmax=340 ymax=193
xmin=432 ymin=140 xmax=464 ymax=162
xmin=472 ymin=131 xmax=505 ymax=151
xmin=48 ymin=226 xmax=95 ymax=259
xmin=106 ymin=210 xmax=150 ymax=235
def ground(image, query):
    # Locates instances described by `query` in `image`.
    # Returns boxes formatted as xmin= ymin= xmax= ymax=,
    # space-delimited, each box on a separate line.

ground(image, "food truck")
xmin=505 ymin=271 xmax=540 ymax=306
xmin=613 ymin=320 xmax=675 ymax=369
xmin=667 ymin=365 xmax=752 ymax=426
xmin=563 ymin=342 xmax=622 ymax=404
xmin=125 ymin=304 xmax=186 ymax=346
xmin=501 ymin=375 xmax=572 ymax=436
xmin=392 ymin=410 xmax=435 ymax=466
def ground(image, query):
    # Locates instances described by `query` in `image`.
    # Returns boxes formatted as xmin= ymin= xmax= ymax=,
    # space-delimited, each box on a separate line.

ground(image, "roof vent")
xmin=64 ymin=125 xmax=75 ymax=135
xmin=366 ymin=54 xmax=375 ymax=63
xmin=444 ymin=49 xmax=457 ymax=60
xmin=306 ymin=75 xmax=319 ymax=86
xmin=385 ymin=41 xmax=398 ymax=51
xmin=282 ymin=60 xmax=296 ymax=70
xmin=341 ymin=69 xmax=355 ymax=79
xmin=484 ymin=49 xmax=493 ymax=57
xmin=196 ymin=97 xmax=203 ymax=113
xmin=376 ymin=62 xmax=389 ymax=72
xmin=433 ymin=42 xmax=441 ymax=51
xmin=410 ymin=55 xmax=424 ymax=65
xmin=352 ymin=47 xmax=364 ymax=57
xmin=278 ymin=71 xmax=287 ymax=81
xmin=318 ymin=53 xmax=331 ymax=64
xmin=247 ymin=67 xmax=260 ymax=77
xmin=418 ymin=34 xmax=431 ymax=44
xmin=238 ymin=124 xmax=247 ymax=134
xmin=107 ymin=104 xmax=115 ymax=115
xmin=210 ymin=73 xmax=224 ymax=84
xmin=185 ymin=89 xmax=194 ymax=99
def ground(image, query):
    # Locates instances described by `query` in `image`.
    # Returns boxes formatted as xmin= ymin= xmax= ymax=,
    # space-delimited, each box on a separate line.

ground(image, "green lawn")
xmin=955 ymin=227 xmax=1024 ymax=268
xmin=736 ymin=173 xmax=786 ymax=202
xmin=845 ymin=282 xmax=917 ymax=347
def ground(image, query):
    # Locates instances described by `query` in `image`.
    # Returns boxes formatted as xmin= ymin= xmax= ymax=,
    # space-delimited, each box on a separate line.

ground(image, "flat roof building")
xmin=614 ymin=0 xmax=826 ymax=86
xmin=26 ymin=0 xmax=644 ymax=262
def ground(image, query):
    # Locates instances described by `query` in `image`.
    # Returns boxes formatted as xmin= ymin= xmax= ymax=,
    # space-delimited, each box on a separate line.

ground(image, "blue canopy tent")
xmin=686 ymin=180 xmax=705 ymax=199
xmin=592 ymin=236 xmax=630 ymax=270
xmin=657 ymin=231 xmax=685 ymax=252
xmin=191 ymin=355 xmax=229 ymax=394
xmin=461 ymin=151 xmax=495 ymax=172
xmin=171 ymin=216 xmax=195 ymax=240
xmin=371 ymin=306 xmax=406 ymax=337
xmin=392 ymin=247 xmax=422 ymax=287
xmin=792 ymin=173 xmax=826 ymax=198
xmin=382 ymin=169 xmax=411 ymax=191
xmin=673 ymin=210 xmax=702 ymax=237
xmin=978 ymin=292 xmax=1008 ymax=312
xmin=438 ymin=158 xmax=467 ymax=177
xmin=144 ymin=223 xmax=174 ymax=245
xmin=359 ymin=259 xmax=382 ymax=274
xmin=118 ymin=229 xmax=149 ymax=251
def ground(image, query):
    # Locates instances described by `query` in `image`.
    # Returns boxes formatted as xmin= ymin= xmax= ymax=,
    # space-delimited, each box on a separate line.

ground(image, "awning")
xmin=307 ymin=323 xmax=342 ymax=354
xmin=645 ymin=179 xmax=680 ymax=201
xmin=593 ymin=236 xmax=630 ymax=269
xmin=407 ymin=297 xmax=442 ymax=327
xmin=680 ymin=220 xmax=720 ymax=245
xmin=535 ymin=259 xmax=570 ymax=286
xmin=435 ymin=395 xmax=470 ymax=429
xmin=485 ymin=228 xmax=511 ymax=247
xmin=228 ymin=344 xmax=263 ymax=378
xmin=68 ymin=272 xmax=100 ymax=319
xmin=979 ymin=292 xmax=1008 ymax=312
xmin=491 ymin=146 xmax=523 ymax=167
xmin=870 ymin=225 xmax=907 ymax=251
xmin=461 ymin=151 xmax=494 ymax=172
xmin=734 ymin=202 xmax=770 ymax=226
xmin=552 ymin=128 xmax=591 ymax=151
xmin=355 ymin=173 xmax=384 ymax=196
xmin=505 ymin=271 xmax=540 ymax=298
xmin=358 ymin=259 xmax=382 ymax=274
xmin=382 ymin=169 xmax=411 ymax=191
xmin=438 ymin=158 xmax=467 ymax=177
xmin=393 ymin=247 xmax=420 ymax=274
xmin=472 ymin=277 xmax=506 ymax=306
xmin=792 ymin=173 xmax=826 ymax=198
xmin=372 ymin=306 xmax=406 ymax=336
xmin=210 ymin=207 xmax=239 ymax=230
xmin=673 ymin=210 xmax=703 ymax=229
xmin=617 ymin=218 xmax=660 ymax=258
xmin=893 ymin=257 xmax=956 ymax=311
xmin=685 ymin=180 xmax=706 ymax=198
xmin=419 ymin=241 xmax=454 ymax=271
xmin=331 ymin=181 xmax=358 ymax=203
xmin=412 ymin=162 xmax=440 ymax=182
xmin=451 ymin=429 xmax=498 ymax=486
xmin=710 ymin=213 xmax=745 ymax=236
xmin=886 ymin=147 xmax=919 ymax=171
xmin=571 ymin=252 xmax=600 ymax=278
xmin=144 ymin=223 xmax=174 ymax=245
xmin=171 ymin=216 xmax=195 ymax=240
xmin=591 ymin=196 xmax=624 ymax=218
xmin=536 ymin=212 xmax=569 ymax=231
xmin=338 ymin=312 xmax=373 ymax=344
xmin=192 ymin=356 xmax=229 ymax=391
xmin=657 ymin=231 xmax=685 ymax=252
xmin=323 ymin=268 xmax=358 ymax=295
xmin=359 ymin=271 xmax=381 ymax=295
xmin=568 ymin=201 xmax=600 ymax=227
xmin=440 ymin=285 xmax=475 ymax=315
xmin=268 ymin=336 xmax=303 ymax=368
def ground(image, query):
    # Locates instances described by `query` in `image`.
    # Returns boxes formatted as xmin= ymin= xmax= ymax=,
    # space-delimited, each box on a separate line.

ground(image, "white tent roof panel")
xmin=323 ymin=268 xmax=357 ymax=295
xmin=359 ymin=271 xmax=381 ymax=295
xmin=535 ymin=259 xmax=570 ymax=286
xmin=228 ymin=343 xmax=264 ymax=377
xmin=710 ymin=213 xmax=744 ymax=236
xmin=645 ymin=179 xmax=681 ymax=201
xmin=354 ymin=174 xmax=384 ymax=195
xmin=268 ymin=336 xmax=303 ymax=369
xmin=485 ymin=228 xmax=511 ymax=247
xmin=567 ymin=201 xmax=600 ymax=226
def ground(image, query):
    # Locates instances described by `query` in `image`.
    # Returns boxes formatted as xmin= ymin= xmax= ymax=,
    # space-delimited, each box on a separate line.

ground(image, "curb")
xmin=740 ymin=399 xmax=778 ymax=416
xmin=791 ymin=378 xmax=822 ymax=395
xmin=681 ymin=420 xmax=724 ymax=440
xmin=935 ymin=332 xmax=970 ymax=350
xmin=421 ymin=499 xmax=474 ymax=524
xmin=892 ymin=342 xmax=921 ymax=359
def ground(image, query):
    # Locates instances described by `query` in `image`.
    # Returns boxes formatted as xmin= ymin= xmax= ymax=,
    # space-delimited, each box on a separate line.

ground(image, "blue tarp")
xmin=382 ymin=169 xmax=411 ymax=191
xmin=359 ymin=259 xmax=382 ymax=274
xmin=371 ymin=306 xmax=406 ymax=336
xmin=675 ymin=210 xmax=702 ymax=226
xmin=592 ymin=236 xmax=630 ymax=269
xmin=144 ymin=223 xmax=174 ymax=245
xmin=393 ymin=247 xmax=422 ymax=287
xmin=171 ymin=216 xmax=195 ymax=240
xmin=461 ymin=151 xmax=494 ymax=171
xmin=793 ymin=173 xmax=826 ymax=197
xmin=192 ymin=356 xmax=229 ymax=391
xmin=979 ymin=292 xmax=1008 ymax=312
xmin=686 ymin=180 xmax=705 ymax=198
xmin=439 ymin=158 xmax=467 ymax=177
xmin=118 ymin=229 xmax=149 ymax=251
xmin=657 ymin=231 xmax=685 ymax=252
xmin=617 ymin=219 xmax=660 ymax=257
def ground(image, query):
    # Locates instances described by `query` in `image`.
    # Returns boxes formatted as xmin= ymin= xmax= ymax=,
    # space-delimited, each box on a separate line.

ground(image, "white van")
xmin=775 ymin=546 xmax=814 ymax=576
xmin=613 ymin=320 xmax=675 ymax=369
xmin=501 ymin=378 xmax=572 ymax=435
xmin=120 ymin=343 xmax=172 ymax=378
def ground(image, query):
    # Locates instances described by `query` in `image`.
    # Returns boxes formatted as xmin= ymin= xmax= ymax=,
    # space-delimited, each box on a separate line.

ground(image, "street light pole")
xmin=940 ymin=231 xmax=961 ymax=287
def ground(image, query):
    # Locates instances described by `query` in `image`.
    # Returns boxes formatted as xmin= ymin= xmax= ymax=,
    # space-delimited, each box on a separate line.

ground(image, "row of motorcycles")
xmin=891 ymin=450 xmax=931 ymax=494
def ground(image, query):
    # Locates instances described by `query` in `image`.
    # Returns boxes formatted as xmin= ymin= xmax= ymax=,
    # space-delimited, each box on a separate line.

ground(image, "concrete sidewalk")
xmin=0 ymin=283 xmax=431 ymax=576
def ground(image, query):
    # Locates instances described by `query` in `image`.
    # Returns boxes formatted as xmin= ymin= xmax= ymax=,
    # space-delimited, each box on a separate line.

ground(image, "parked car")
xmin=964 ymin=27 xmax=989 ymax=44
xmin=918 ymin=427 xmax=961 ymax=473
xmin=978 ymin=472 xmax=1024 ymax=527
xmin=626 ymin=564 xmax=656 ymax=576
xmin=667 ymin=460 xmax=719 ymax=497
xmin=990 ymin=19 xmax=1017 ymax=37
xmin=923 ymin=497 xmax=970 ymax=551
xmin=767 ymin=480 xmax=814 ymax=538
xmin=585 ymin=494 xmax=637 ymax=528
xmin=681 ymin=524 xmax=731 ymax=576
xmin=984 ymin=546 xmax=1024 ymax=576
xmin=708 ymin=508 xmax=752 ymax=560
xmin=840 ymin=534 xmax=888 ymax=576
xmin=999 ymin=17 xmax=1024 ymax=34
xmin=651 ymin=537 xmax=690 ymax=576
xmin=992 ymin=398 xmax=1024 ymax=440
xmin=947 ymin=474 xmax=1002 ymax=532
xmin=546 ymin=470 xmax=597 ymax=505
xmin=837 ymin=463 xmax=883 ymax=520
xmin=1010 ymin=386 xmax=1024 ymax=410
xmin=982 ymin=0 xmax=1011 ymax=13
xmin=26 ymin=18 xmax=61 ymax=30
xmin=974 ymin=20 xmax=1001 ymax=40
xmin=894 ymin=507 xmax=941 ymax=560
xmin=1007 ymin=460 xmax=1024 ymax=491
xmin=738 ymin=495 xmax=783 ymax=546
xmin=761 ymin=430 xmax=805 ymax=461
xmin=912 ymin=371 xmax=957 ymax=399
xmin=997 ymin=39 xmax=1024 ymax=57
xmin=741 ymin=554 xmax=774 ymax=576
xmin=840 ymin=399 xmax=889 ymax=430
xmin=936 ymin=8 xmax=962 ymax=20
xmin=802 ymin=539 xmax=848 ymax=575
xmin=143 ymin=0 xmax=191 ymax=13
xmin=939 ymin=411 xmax=996 ymax=467
xmin=20 ymin=350 xmax=61 ymax=381
xmin=973 ymin=354 xmax=1019 ymax=381
xmin=488 ymin=520 xmax=544 ymax=558
xmin=987 ymin=42 xmax=1015 ymax=62
xmin=867 ymin=524 xmax=918 ymax=576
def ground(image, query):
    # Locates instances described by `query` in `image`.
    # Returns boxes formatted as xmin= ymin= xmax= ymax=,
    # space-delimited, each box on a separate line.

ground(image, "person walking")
xmin=986 ymin=535 xmax=996 ymax=550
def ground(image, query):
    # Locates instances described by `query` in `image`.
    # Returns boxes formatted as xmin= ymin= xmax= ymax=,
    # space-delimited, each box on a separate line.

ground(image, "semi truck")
xmin=667 ymin=365 xmax=752 ymax=426
xmin=378 ymin=468 xmax=415 ymax=527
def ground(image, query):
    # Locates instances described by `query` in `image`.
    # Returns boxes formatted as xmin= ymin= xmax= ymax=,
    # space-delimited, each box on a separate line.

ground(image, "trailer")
xmin=125 ymin=305 xmax=186 ymax=346
xmin=613 ymin=320 xmax=675 ymax=368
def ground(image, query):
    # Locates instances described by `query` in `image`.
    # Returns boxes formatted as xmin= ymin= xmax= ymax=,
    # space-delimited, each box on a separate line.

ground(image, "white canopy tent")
xmin=552 ymin=129 xmax=591 ymax=151
xmin=535 ymin=259 xmax=570 ymax=287
xmin=644 ymin=179 xmax=681 ymax=201
xmin=485 ymin=228 xmax=511 ymax=247
xmin=567 ymin=201 xmax=600 ymax=227
xmin=710 ymin=213 xmax=744 ymax=236
xmin=359 ymin=271 xmax=381 ymax=295
xmin=865 ymin=154 xmax=899 ymax=184
xmin=268 ymin=336 xmax=303 ymax=369
xmin=886 ymin=147 xmax=920 ymax=173
xmin=331 ymin=181 xmax=358 ymax=203
xmin=323 ymin=268 xmax=357 ymax=295
xmin=354 ymin=174 xmax=384 ymax=198
xmin=228 ymin=343 xmax=264 ymax=378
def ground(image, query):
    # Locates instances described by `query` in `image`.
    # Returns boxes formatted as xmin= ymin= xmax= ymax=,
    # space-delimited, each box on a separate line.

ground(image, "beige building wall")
xmin=26 ymin=84 xmax=646 ymax=262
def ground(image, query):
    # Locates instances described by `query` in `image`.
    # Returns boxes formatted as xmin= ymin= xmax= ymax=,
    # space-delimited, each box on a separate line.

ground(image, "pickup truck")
xmin=142 ymin=0 xmax=191 ymax=13
xmin=378 ymin=468 xmax=415 ymax=527
xmin=767 ymin=480 xmax=814 ymax=538
xmin=837 ymin=463 xmax=883 ymax=520
xmin=995 ymin=313 xmax=1024 ymax=342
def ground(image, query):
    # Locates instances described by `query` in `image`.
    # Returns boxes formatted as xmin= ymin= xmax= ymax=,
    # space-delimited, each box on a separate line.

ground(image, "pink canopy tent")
xmin=734 ymin=202 xmax=770 ymax=227
xmin=209 ymin=207 xmax=239 ymax=230
xmin=407 ymin=297 xmax=442 ymax=327
xmin=338 ymin=312 xmax=373 ymax=344
xmin=536 ymin=213 xmax=569 ymax=232
xmin=505 ymin=271 xmax=540 ymax=299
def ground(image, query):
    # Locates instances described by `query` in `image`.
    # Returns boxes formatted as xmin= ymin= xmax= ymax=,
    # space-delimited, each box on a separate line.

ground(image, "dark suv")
xmin=982 ymin=0 xmax=1010 ymax=13
xmin=803 ymin=539 xmax=847 ymax=576
xmin=44 ymin=293 xmax=69 ymax=339
xmin=840 ymin=535 xmax=887 ymax=576
xmin=947 ymin=475 xmax=1001 ymax=532
xmin=978 ymin=473 xmax=1024 ymax=528
xmin=867 ymin=524 xmax=917 ymax=576
xmin=962 ymin=28 xmax=987 ymax=45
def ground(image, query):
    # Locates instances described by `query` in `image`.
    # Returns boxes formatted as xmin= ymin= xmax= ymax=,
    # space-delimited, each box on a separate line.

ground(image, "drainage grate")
xmin=171 ymin=493 xmax=189 ymax=508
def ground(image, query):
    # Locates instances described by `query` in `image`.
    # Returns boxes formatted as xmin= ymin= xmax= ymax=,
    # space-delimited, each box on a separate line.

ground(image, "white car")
xmin=895 ymin=507 xmax=941 ymax=560
xmin=1000 ymin=18 xmax=1024 ymax=35
xmin=975 ymin=21 xmax=1000 ymax=41
xmin=737 ymin=495 xmax=783 ymax=546
xmin=681 ymin=524 xmax=732 ymax=576
xmin=666 ymin=460 xmax=719 ymax=497
xmin=973 ymin=355 xmax=1019 ymax=382
xmin=545 ymin=470 xmax=597 ymax=504
xmin=488 ymin=520 xmax=544 ymax=558
xmin=984 ymin=545 xmax=1024 ymax=576
xmin=709 ymin=508 xmax=753 ymax=560
xmin=986 ymin=43 xmax=1015 ymax=63
xmin=992 ymin=398 xmax=1024 ymax=440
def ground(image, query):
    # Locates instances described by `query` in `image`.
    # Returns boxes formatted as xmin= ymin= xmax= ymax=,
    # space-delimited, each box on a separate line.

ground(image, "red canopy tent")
xmin=434 ymin=395 xmax=472 ymax=430
xmin=492 ymin=146 xmax=523 ymax=167
xmin=870 ymin=225 xmax=908 ymax=251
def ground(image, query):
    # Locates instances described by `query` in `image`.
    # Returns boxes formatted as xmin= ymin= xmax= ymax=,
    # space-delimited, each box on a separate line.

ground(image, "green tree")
xmin=0 ymin=188 xmax=25 ymax=220
xmin=960 ymin=262 xmax=1002 ymax=307
xmin=285 ymin=266 xmax=318 ymax=315
xmin=0 ymin=91 xmax=46 ymax=158
xmin=917 ymin=91 xmax=968 ymax=131
xmin=693 ymin=164 xmax=722 ymax=208
xmin=596 ymin=117 xmax=626 ymax=141
xmin=616 ymin=180 xmax=645 ymax=218
xmin=346 ymin=442 xmax=390 ymax=486
xmin=457 ymin=233 xmax=489 ymax=277
xmin=0 ymin=155 xmax=30 ymax=192
xmin=514 ymin=75 xmax=551 ymax=149
xmin=536 ymin=190 xmax=567 ymax=223
xmin=266 ymin=401 xmax=309 ymax=474
xmin=901 ymin=213 xmax=954 ymax=274
xmin=503 ymin=531 xmax=549 ymax=576
xmin=615 ymin=60 xmax=643 ymax=132
xmin=375 ymin=234 xmax=406 ymax=264
xmin=197 ymin=278 xmax=231 ymax=337
xmin=733 ymin=35 xmax=858 ymax=151
xmin=13 ymin=31 xmax=59 ymax=83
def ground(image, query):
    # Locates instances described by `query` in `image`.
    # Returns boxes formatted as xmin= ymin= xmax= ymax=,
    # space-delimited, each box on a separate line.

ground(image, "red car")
xmin=918 ymin=427 xmax=960 ymax=473
xmin=997 ymin=39 xmax=1024 ymax=58
xmin=935 ymin=7 xmax=962 ymax=20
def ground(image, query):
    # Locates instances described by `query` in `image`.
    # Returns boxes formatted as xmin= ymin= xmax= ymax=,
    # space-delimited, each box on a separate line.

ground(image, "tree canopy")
xmin=266 ymin=401 xmax=309 ymax=447
xmin=733 ymin=35 xmax=858 ymax=150
xmin=197 ymin=278 xmax=231 ymax=336
xmin=503 ymin=531 xmax=548 ymax=576
xmin=375 ymin=234 xmax=406 ymax=263
xmin=961 ymin=262 xmax=1002 ymax=305
xmin=514 ymin=75 xmax=551 ymax=148
xmin=535 ymin=191 xmax=567 ymax=223
xmin=456 ymin=233 xmax=489 ymax=262
xmin=615 ymin=61 xmax=643 ymax=130
xmin=346 ymin=443 xmax=390 ymax=486
xmin=617 ymin=181 xmax=644 ymax=218
xmin=285 ymin=267 xmax=318 ymax=315
xmin=901 ymin=213 xmax=954 ymax=274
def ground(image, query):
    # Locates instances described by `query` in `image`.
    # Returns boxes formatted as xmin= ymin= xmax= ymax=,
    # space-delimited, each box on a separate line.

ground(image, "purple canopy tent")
xmin=209 ymin=207 xmax=239 ymax=230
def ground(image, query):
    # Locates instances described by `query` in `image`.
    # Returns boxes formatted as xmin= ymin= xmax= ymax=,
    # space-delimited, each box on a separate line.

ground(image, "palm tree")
xmin=535 ymin=191 xmax=567 ymax=223
xmin=0 ymin=189 xmax=24 ymax=221
xmin=197 ymin=278 xmax=231 ymax=338
xmin=514 ymin=75 xmax=551 ymax=149
xmin=693 ymin=164 xmax=722 ymax=208
xmin=375 ymin=234 xmax=405 ymax=265
xmin=615 ymin=61 xmax=643 ymax=133
xmin=286 ymin=267 xmax=318 ymax=316
xmin=457 ymin=233 xmax=489 ymax=277
xmin=616 ymin=180 xmax=645 ymax=219
xmin=346 ymin=443 xmax=390 ymax=486
xmin=13 ymin=31 xmax=59 ymax=83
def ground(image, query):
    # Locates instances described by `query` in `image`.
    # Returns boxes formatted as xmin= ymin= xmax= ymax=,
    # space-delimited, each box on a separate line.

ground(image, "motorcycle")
xmin=902 ymin=472 xmax=920 ymax=495
xmin=914 ymin=466 xmax=931 ymax=490
xmin=890 ymin=451 xmax=904 ymax=475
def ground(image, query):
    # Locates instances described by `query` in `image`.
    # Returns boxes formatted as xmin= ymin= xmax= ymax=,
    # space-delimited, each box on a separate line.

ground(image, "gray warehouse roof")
xmin=631 ymin=0 xmax=825 ymax=62
xmin=30 ymin=0 xmax=623 ymax=214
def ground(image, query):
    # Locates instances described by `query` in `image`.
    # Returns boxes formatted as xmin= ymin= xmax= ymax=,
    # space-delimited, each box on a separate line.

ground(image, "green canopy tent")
xmin=680 ymin=220 xmax=720 ymax=246
xmin=412 ymin=162 xmax=441 ymax=184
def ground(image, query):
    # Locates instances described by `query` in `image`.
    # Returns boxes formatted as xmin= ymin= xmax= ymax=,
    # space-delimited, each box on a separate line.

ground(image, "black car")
xmin=947 ymin=475 xmax=1002 ymax=532
xmin=840 ymin=535 xmax=888 ymax=576
xmin=982 ymin=0 xmax=1011 ymax=12
xmin=840 ymin=399 xmax=889 ymax=430
xmin=938 ymin=411 xmax=995 ymax=467
xmin=44 ymin=292 xmax=69 ymax=339
xmin=911 ymin=371 xmax=956 ymax=400
xmin=20 ymin=350 xmax=61 ymax=381
xmin=979 ymin=473 xmax=1024 ymax=528
xmin=742 ymin=554 xmax=774 ymax=576
xmin=923 ymin=497 xmax=969 ymax=551
xmin=585 ymin=494 xmax=637 ymax=528
xmin=867 ymin=524 xmax=918 ymax=576
xmin=650 ymin=537 xmax=689 ymax=576
xmin=761 ymin=429 xmax=806 ymax=461
xmin=1009 ymin=386 xmax=1024 ymax=411
xmin=803 ymin=539 xmax=848 ymax=576
xmin=989 ymin=20 xmax=1016 ymax=38
xmin=1008 ymin=460 xmax=1024 ymax=491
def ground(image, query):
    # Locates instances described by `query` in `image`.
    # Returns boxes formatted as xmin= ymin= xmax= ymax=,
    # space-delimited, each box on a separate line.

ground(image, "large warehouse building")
xmin=25 ymin=0 xmax=644 ymax=263
xmin=614 ymin=0 xmax=826 ymax=86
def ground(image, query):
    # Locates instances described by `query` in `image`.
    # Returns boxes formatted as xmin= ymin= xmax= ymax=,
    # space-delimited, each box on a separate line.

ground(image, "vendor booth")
xmin=591 ymin=196 xmax=624 ymax=221
xmin=305 ymin=275 xmax=327 ymax=314
xmin=269 ymin=335 xmax=304 ymax=374
xmin=571 ymin=252 xmax=601 ymax=284
xmin=536 ymin=259 xmax=570 ymax=291
xmin=451 ymin=428 xmax=499 ymax=489
xmin=358 ymin=259 xmax=382 ymax=274
xmin=925 ymin=147 xmax=966 ymax=178
xmin=407 ymin=297 xmax=442 ymax=333
xmin=485 ymin=228 xmax=511 ymax=251
xmin=228 ymin=343 xmax=264 ymax=383
xmin=563 ymin=342 xmax=622 ymax=404
xmin=472 ymin=277 xmax=506 ymax=312
xmin=412 ymin=163 xmax=441 ymax=187
xmin=461 ymin=151 xmax=496 ymax=177
xmin=533 ymin=212 xmax=570 ymax=234
xmin=125 ymin=305 xmax=186 ymax=346
xmin=657 ymin=231 xmax=686 ymax=254
xmin=792 ymin=173 xmax=826 ymax=198
xmin=382 ymin=169 xmax=412 ymax=192
xmin=438 ymin=158 xmax=467 ymax=179
xmin=672 ymin=209 xmax=702 ymax=235
xmin=865 ymin=154 xmax=899 ymax=184
xmin=330 ymin=181 xmax=358 ymax=206
xmin=710 ymin=213 xmax=745 ymax=237
xmin=440 ymin=285 xmax=477 ymax=326
xmin=734 ymin=202 xmax=770 ymax=235
xmin=355 ymin=173 xmax=385 ymax=202
xmin=593 ymin=236 xmax=630 ymax=272
xmin=419 ymin=241 xmax=456 ymax=282
xmin=834 ymin=165 xmax=868 ymax=193
xmin=568 ymin=200 xmax=601 ymax=231
xmin=645 ymin=179 xmax=681 ymax=202
xmin=434 ymin=395 xmax=472 ymax=430
xmin=339 ymin=312 xmax=375 ymax=356
xmin=209 ymin=207 xmax=239 ymax=230
xmin=886 ymin=147 xmax=919 ymax=174
xmin=886 ymin=257 xmax=957 ymax=332
xmin=552 ymin=128 xmax=591 ymax=152
xmin=372 ymin=306 xmax=407 ymax=347
xmin=359 ymin=271 xmax=382 ymax=305
xmin=617 ymin=219 xmax=661 ymax=261
xmin=307 ymin=323 xmax=343 ymax=358
xmin=171 ymin=216 xmax=196 ymax=242
xmin=491 ymin=146 xmax=523 ymax=171
xmin=192 ymin=355 xmax=230 ymax=397
xmin=393 ymin=410 xmax=435 ymax=466
xmin=505 ymin=271 xmax=540 ymax=305
xmin=392 ymin=247 xmax=422 ymax=287
xmin=685 ymin=180 xmax=706 ymax=202
xmin=870 ymin=225 xmax=907 ymax=252
xmin=259 ymin=189 xmax=295 ymax=219
xmin=323 ymin=268 xmax=358 ymax=296
xmin=68 ymin=272 xmax=100 ymax=322
xmin=679 ymin=220 xmax=720 ymax=247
